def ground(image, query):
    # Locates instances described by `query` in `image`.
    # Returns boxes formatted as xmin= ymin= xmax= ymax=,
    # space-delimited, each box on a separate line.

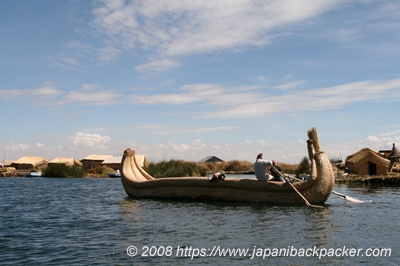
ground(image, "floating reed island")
xmin=335 ymin=173 xmax=400 ymax=185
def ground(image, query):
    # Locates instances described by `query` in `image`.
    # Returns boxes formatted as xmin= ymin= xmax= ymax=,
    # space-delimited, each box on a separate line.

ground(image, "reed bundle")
xmin=307 ymin=127 xmax=321 ymax=153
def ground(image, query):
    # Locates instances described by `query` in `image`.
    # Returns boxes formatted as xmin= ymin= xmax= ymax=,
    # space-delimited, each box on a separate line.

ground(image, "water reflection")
xmin=119 ymin=197 xmax=142 ymax=220
xmin=303 ymin=208 xmax=336 ymax=246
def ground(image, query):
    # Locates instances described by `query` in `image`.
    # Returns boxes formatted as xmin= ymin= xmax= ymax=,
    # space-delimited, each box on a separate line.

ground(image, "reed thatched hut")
xmin=101 ymin=156 xmax=122 ymax=170
xmin=12 ymin=156 xmax=49 ymax=171
xmin=199 ymin=156 xmax=224 ymax=163
xmin=49 ymin=157 xmax=83 ymax=167
xmin=81 ymin=155 xmax=113 ymax=170
xmin=345 ymin=148 xmax=390 ymax=175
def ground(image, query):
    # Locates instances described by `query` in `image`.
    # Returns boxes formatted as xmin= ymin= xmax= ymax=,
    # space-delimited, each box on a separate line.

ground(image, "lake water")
xmin=1 ymin=176 xmax=399 ymax=265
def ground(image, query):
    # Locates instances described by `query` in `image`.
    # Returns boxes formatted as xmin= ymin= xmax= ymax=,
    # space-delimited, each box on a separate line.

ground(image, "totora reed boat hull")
xmin=120 ymin=128 xmax=335 ymax=205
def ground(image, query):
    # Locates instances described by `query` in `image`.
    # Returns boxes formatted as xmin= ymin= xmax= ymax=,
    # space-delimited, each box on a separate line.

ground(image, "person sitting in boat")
xmin=269 ymin=160 xmax=285 ymax=182
xmin=254 ymin=153 xmax=275 ymax=181
xmin=209 ymin=172 xmax=226 ymax=183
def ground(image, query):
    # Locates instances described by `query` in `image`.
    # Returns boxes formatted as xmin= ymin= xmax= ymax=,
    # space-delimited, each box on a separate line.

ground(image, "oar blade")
xmin=342 ymin=195 xmax=364 ymax=203
xmin=332 ymin=191 xmax=364 ymax=203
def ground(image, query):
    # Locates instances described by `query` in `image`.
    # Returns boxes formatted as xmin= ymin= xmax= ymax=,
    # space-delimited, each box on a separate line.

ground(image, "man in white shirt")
xmin=253 ymin=153 xmax=284 ymax=181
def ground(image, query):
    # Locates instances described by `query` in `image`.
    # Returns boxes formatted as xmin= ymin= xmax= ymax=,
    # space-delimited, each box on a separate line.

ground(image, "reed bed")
xmin=86 ymin=165 xmax=115 ymax=178
xmin=145 ymin=160 xmax=207 ymax=178
xmin=42 ymin=164 xmax=86 ymax=178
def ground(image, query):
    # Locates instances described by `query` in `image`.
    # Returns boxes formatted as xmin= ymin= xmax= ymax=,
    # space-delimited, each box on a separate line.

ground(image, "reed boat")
xmin=120 ymin=128 xmax=335 ymax=204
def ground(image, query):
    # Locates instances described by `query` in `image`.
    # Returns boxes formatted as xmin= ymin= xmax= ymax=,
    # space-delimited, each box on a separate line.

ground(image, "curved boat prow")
xmin=121 ymin=148 xmax=153 ymax=182
xmin=303 ymin=128 xmax=335 ymax=203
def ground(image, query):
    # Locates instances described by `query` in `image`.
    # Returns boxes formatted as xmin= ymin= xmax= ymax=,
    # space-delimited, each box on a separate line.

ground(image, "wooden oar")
xmin=276 ymin=171 xmax=364 ymax=203
xmin=271 ymin=166 xmax=324 ymax=208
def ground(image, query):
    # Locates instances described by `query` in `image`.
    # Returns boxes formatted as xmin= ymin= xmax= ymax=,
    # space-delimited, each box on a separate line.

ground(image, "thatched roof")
xmin=346 ymin=148 xmax=390 ymax=168
xmin=199 ymin=156 xmax=224 ymax=163
xmin=12 ymin=156 xmax=48 ymax=167
xmin=389 ymin=143 xmax=400 ymax=163
xmin=82 ymin=154 xmax=113 ymax=161
xmin=49 ymin=157 xmax=83 ymax=167
xmin=101 ymin=156 xmax=122 ymax=164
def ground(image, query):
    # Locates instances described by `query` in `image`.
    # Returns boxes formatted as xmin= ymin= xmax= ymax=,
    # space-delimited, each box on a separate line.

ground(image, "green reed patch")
xmin=42 ymin=164 xmax=86 ymax=178
xmin=145 ymin=160 xmax=208 ymax=178
xmin=294 ymin=156 xmax=311 ymax=177
xmin=87 ymin=165 xmax=115 ymax=176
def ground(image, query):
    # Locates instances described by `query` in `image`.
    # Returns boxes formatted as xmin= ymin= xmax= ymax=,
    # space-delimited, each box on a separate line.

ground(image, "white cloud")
xmin=98 ymin=45 xmax=122 ymax=62
xmin=135 ymin=59 xmax=181 ymax=72
xmin=4 ymin=141 xmax=30 ymax=152
xmin=132 ymin=123 xmax=236 ymax=135
xmin=272 ymin=80 xmax=306 ymax=90
xmin=366 ymin=135 xmax=400 ymax=149
xmin=130 ymin=83 xmax=258 ymax=105
xmin=92 ymin=0 xmax=345 ymax=70
xmin=68 ymin=132 xmax=111 ymax=150
xmin=65 ymin=41 xmax=91 ymax=50
xmin=53 ymin=56 xmax=86 ymax=71
xmin=256 ymin=140 xmax=268 ymax=146
xmin=46 ymin=133 xmax=60 ymax=138
xmin=36 ymin=142 xmax=45 ymax=148
xmin=129 ymin=78 xmax=400 ymax=118
xmin=367 ymin=135 xmax=380 ymax=143
xmin=377 ymin=128 xmax=400 ymax=137
xmin=61 ymin=88 xmax=120 ymax=105
xmin=81 ymin=83 xmax=99 ymax=90
xmin=255 ymin=76 xmax=266 ymax=83
xmin=1 ymin=82 xmax=121 ymax=106
xmin=1 ymin=83 xmax=63 ymax=99
xmin=35 ymin=84 xmax=63 ymax=97
xmin=64 ymin=57 xmax=82 ymax=67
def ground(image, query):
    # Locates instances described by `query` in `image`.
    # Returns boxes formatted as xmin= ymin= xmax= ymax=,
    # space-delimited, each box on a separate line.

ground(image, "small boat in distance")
xmin=108 ymin=170 xmax=121 ymax=178
xmin=120 ymin=128 xmax=335 ymax=205
xmin=25 ymin=172 xmax=42 ymax=177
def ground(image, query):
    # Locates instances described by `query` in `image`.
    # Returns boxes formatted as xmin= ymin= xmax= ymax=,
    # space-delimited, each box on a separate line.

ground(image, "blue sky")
xmin=1 ymin=0 xmax=400 ymax=164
